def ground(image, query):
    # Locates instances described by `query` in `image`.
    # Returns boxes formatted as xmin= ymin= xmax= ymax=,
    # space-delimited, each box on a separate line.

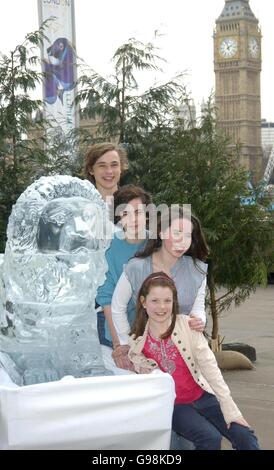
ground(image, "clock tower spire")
xmin=214 ymin=0 xmax=262 ymax=180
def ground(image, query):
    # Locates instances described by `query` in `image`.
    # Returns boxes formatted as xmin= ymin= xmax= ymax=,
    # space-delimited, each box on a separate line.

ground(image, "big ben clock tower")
xmin=214 ymin=0 xmax=263 ymax=179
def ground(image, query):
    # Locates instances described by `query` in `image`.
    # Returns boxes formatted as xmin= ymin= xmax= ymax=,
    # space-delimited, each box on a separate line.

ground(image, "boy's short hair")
xmin=113 ymin=185 xmax=152 ymax=224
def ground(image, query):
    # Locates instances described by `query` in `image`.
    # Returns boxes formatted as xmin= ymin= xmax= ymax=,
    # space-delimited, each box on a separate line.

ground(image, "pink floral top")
xmin=143 ymin=332 xmax=204 ymax=404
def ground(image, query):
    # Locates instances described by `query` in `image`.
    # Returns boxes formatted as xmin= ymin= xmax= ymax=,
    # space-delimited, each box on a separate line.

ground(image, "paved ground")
xmin=206 ymin=285 xmax=274 ymax=450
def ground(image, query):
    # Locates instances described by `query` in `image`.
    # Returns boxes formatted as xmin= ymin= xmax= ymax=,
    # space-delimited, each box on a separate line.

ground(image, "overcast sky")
xmin=0 ymin=0 xmax=273 ymax=120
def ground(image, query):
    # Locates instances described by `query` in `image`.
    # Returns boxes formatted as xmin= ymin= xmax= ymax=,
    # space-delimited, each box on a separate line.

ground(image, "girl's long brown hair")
xmin=130 ymin=272 xmax=179 ymax=340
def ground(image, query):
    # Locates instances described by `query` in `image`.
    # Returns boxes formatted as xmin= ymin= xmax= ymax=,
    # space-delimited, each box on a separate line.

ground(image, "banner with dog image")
xmin=38 ymin=0 xmax=78 ymax=141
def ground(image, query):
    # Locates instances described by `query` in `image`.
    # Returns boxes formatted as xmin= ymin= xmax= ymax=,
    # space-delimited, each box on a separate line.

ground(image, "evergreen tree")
xmin=0 ymin=26 xmax=47 ymax=250
xmin=76 ymin=36 xmax=186 ymax=180
xmin=0 ymin=23 xmax=76 ymax=251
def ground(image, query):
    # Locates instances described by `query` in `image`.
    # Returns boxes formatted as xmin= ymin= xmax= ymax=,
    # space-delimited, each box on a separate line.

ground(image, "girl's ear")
xmin=140 ymin=295 xmax=146 ymax=308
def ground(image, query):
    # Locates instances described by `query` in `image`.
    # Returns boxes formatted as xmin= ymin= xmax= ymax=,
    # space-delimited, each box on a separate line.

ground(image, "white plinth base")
xmin=0 ymin=366 xmax=175 ymax=450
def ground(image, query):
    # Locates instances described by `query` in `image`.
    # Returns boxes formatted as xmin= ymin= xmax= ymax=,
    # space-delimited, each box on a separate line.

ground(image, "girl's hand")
xmin=188 ymin=315 xmax=205 ymax=332
xmin=112 ymin=345 xmax=135 ymax=371
xmin=228 ymin=417 xmax=250 ymax=429
xmin=139 ymin=367 xmax=152 ymax=374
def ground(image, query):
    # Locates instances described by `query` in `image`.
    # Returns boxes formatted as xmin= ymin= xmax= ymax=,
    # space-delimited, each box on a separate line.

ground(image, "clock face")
xmin=219 ymin=37 xmax=238 ymax=58
xmin=248 ymin=37 xmax=259 ymax=58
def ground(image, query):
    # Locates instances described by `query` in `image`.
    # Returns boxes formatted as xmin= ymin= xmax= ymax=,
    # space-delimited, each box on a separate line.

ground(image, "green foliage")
xmin=76 ymin=37 xmax=186 ymax=144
